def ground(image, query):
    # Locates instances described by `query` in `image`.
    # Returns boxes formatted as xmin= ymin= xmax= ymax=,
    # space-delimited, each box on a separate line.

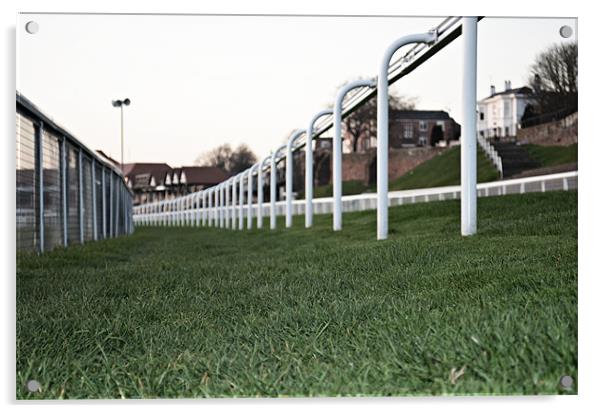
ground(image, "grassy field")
xmin=16 ymin=191 xmax=577 ymax=399
xmin=524 ymin=144 xmax=578 ymax=168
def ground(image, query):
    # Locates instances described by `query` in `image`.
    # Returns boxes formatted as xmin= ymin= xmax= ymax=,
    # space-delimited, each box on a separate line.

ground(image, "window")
xmin=504 ymin=101 xmax=511 ymax=117
xmin=403 ymin=123 xmax=413 ymax=139
xmin=480 ymin=112 xmax=484 ymax=121
xmin=418 ymin=136 xmax=427 ymax=146
xmin=419 ymin=120 xmax=427 ymax=131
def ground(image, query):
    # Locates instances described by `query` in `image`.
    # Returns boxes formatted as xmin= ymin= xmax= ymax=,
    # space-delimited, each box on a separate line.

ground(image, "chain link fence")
xmin=16 ymin=93 xmax=134 ymax=253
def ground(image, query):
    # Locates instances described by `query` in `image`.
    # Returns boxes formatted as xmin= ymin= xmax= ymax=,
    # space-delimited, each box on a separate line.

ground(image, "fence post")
xmin=92 ymin=159 xmax=98 ymax=240
xmin=286 ymin=130 xmax=305 ymax=228
xmin=306 ymin=110 xmax=333 ymax=228
xmin=109 ymin=170 xmax=114 ymax=237
xmin=258 ymin=158 xmax=269 ymax=229
xmin=270 ymin=152 xmax=277 ymax=230
xmin=231 ymin=177 xmax=237 ymax=229
xmin=247 ymin=168 xmax=255 ymax=230
xmin=115 ymin=174 xmax=120 ymax=236
xmin=333 ymin=80 xmax=375 ymax=231
xmin=225 ymin=181 xmax=230 ymax=229
xmin=36 ymin=122 xmax=45 ymax=253
xmin=61 ymin=136 xmax=68 ymax=245
xmin=101 ymin=166 xmax=106 ymax=238
xmin=461 ymin=17 xmax=478 ymax=236
xmin=78 ymin=148 xmax=84 ymax=243
xmin=376 ymin=31 xmax=437 ymax=240
xmin=239 ymin=176 xmax=244 ymax=230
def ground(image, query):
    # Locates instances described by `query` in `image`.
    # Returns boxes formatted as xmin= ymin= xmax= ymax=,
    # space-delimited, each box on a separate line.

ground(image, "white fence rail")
xmin=133 ymin=171 xmax=577 ymax=227
xmin=477 ymin=134 xmax=504 ymax=177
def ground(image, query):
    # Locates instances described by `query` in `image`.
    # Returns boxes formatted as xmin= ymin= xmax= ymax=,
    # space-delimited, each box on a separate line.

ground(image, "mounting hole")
xmin=559 ymin=375 xmax=574 ymax=389
xmin=559 ymin=25 xmax=573 ymax=38
xmin=25 ymin=21 xmax=39 ymax=34
xmin=26 ymin=379 xmax=41 ymax=392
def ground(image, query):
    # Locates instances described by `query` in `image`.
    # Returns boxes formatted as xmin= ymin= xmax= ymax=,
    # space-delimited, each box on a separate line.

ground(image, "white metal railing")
xmin=133 ymin=171 xmax=577 ymax=227
xmin=477 ymin=133 xmax=504 ymax=177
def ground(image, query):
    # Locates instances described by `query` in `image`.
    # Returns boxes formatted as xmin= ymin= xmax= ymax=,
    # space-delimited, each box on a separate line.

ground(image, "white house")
xmin=477 ymin=81 xmax=533 ymax=139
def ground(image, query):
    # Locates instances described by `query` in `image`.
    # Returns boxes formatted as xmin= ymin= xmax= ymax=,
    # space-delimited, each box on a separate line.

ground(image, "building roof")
xmin=178 ymin=166 xmax=229 ymax=185
xmin=390 ymin=110 xmax=452 ymax=121
xmin=483 ymin=86 xmax=533 ymax=101
xmin=123 ymin=163 xmax=173 ymax=188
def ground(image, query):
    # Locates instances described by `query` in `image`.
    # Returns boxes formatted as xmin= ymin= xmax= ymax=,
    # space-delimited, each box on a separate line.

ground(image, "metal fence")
xmin=16 ymin=93 xmax=134 ymax=253
xmin=133 ymin=171 xmax=577 ymax=228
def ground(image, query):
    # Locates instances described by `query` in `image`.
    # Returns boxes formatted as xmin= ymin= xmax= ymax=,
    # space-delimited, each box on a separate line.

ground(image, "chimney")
xmin=490 ymin=85 xmax=496 ymax=96
xmin=505 ymin=80 xmax=511 ymax=91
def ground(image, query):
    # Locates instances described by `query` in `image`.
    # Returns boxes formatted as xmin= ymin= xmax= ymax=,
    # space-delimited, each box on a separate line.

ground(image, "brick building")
xmin=123 ymin=163 xmax=228 ymax=205
xmin=345 ymin=109 xmax=460 ymax=152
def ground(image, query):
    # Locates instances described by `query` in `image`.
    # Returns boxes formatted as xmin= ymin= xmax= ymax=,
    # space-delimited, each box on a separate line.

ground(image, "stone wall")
xmin=341 ymin=146 xmax=445 ymax=185
xmin=517 ymin=112 xmax=578 ymax=146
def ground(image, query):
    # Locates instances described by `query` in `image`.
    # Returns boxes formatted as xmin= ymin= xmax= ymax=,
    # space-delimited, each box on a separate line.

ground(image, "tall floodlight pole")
xmin=111 ymin=98 xmax=131 ymax=170
xmin=334 ymin=79 xmax=376 ymax=231
xmin=376 ymin=31 xmax=437 ymax=240
xmin=306 ymin=110 xmax=333 ymax=228
xmin=270 ymin=145 xmax=286 ymax=230
xmin=286 ymin=129 xmax=305 ymax=228
xmin=462 ymin=17 xmax=478 ymax=236
xmin=257 ymin=157 xmax=270 ymax=229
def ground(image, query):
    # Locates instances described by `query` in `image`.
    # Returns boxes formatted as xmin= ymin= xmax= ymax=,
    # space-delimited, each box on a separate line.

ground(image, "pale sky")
xmin=17 ymin=14 xmax=576 ymax=167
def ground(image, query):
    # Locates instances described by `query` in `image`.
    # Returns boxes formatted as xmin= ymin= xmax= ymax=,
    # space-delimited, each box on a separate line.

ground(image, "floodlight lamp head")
xmin=123 ymin=98 xmax=131 ymax=106
xmin=112 ymin=100 xmax=122 ymax=107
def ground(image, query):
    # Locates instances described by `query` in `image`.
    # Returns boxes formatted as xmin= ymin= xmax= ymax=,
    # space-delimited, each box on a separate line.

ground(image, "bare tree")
xmin=342 ymin=91 xmax=416 ymax=153
xmin=230 ymin=144 xmax=257 ymax=174
xmin=528 ymin=42 xmax=578 ymax=115
xmin=195 ymin=143 xmax=257 ymax=175
xmin=195 ymin=144 xmax=233 ymax=171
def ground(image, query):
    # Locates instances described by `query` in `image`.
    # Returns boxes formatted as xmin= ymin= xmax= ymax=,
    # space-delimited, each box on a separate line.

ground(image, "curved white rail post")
xmin=286 ymin=129 xmax=305 ymax=228
xmin=231 ymin=174 xmax=238 ymax=229
xmin=248 ymin=165 xmax=259 ymax=230
xmin=186 ymin=196 xmax=191 ymax=226
xmin=334 ymin=79 xmax=376 ymax=231
xmin=376 ymin=31 xmax=437 ymax=240
xmin=213 ymin=186 xmax=219 ymax=227
xmin=461 ymin=17 xmax=478 ymax=236
xmin=171 ymin=199 xmax=176 ymax=226
xmin=207 ymin=188 xmax=214 ymax=227
xmin=270 ymin=145 xmax=286 ymax=230
xmin=219 ymin=183 xmax=225 ymax=228
xmin=238 ymin=172 xmax=244 ymax=230
xmin=306 ymin=110 xmax=333 ymax=228
xmin=201 ymin=191 xmax=207 ymax=226
xmin=224 ymin=178 xmax=232 ymax=228
xmin=180 ymin=197 xmax=185 ymax=226
xmin=222 ymin=182 xmax=227 ymax=228
xmin=257 ymin=156 xmax=270 ymax=229
xmin=195 ymin=191 xmax=203 ymax=227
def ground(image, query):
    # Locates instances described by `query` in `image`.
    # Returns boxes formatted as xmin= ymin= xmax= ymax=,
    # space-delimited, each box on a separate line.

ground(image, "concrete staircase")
xmin=491 ymin=141 xmax=540 ymax=178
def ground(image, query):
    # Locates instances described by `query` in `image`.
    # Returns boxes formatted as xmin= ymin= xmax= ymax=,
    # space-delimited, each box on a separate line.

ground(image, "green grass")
xmin=524 ymin=144 xmax=578 ymax=168
xmin=387 ymin=146 xmax=499 ymax=191
xmin=313 ymin=180 xmax=368 ymax=198
xmin=17 ymin=191 xmax=577 ymax=399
